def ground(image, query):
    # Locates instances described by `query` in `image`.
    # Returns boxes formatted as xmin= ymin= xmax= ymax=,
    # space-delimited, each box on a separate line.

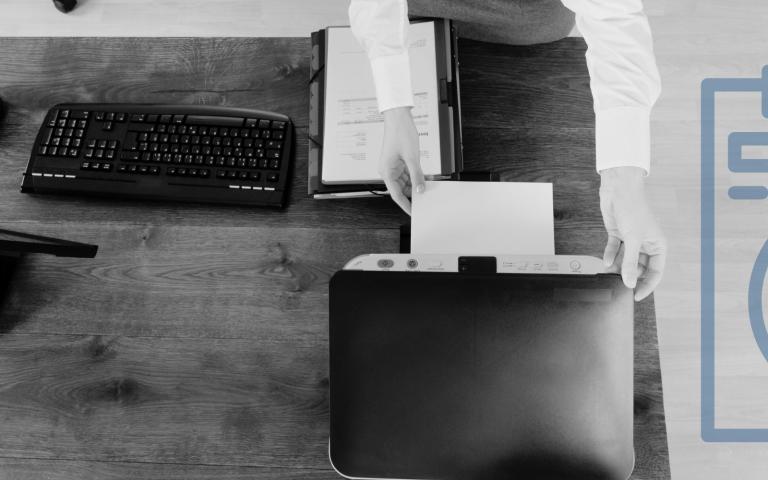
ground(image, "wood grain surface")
xmin=0 ymin=37 xmax=669 ymax=478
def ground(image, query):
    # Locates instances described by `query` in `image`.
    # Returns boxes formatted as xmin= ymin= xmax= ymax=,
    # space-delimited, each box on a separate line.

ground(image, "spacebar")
xmin=185 ymin=115 xmax=245 ymax=127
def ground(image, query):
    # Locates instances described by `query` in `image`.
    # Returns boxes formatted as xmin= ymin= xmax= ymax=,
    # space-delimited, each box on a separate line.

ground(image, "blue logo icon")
xmin=701 ymin=66 xmax=768 ymax=441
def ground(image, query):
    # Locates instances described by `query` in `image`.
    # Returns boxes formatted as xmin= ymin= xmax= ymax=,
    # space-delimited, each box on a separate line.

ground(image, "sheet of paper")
xmin=411 ymin=181 xmax=555 ymax=255
xmin=321 ymin=22 xmax=442 ymax=184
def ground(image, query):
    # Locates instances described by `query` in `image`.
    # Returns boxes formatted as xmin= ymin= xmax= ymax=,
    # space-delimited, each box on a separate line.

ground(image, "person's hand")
xmin=379 ymin=106 xmax=425 ymax=215
xmin=599 ymin=166 xmax=667 ymax=301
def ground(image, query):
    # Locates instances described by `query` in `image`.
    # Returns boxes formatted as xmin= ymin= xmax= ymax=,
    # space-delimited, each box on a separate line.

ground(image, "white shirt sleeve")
xmin=349 ymin=0 xmax=662 ymax=174
xmin=561 ymin=0 xmax=661 ymax=174
xmin=348 ymin=0 xmax=414 ymax=112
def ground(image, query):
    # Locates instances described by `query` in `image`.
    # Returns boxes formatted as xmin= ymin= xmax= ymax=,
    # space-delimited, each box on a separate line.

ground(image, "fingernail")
xmin=415 ymin=184 xmax=425 ymax=194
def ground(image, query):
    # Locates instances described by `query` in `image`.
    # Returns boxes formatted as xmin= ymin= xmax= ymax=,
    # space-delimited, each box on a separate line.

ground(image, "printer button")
xmin=377 ymin=259 xmax=394 ymax=269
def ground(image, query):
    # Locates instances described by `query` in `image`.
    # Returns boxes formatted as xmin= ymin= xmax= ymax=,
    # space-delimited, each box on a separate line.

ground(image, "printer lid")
xmin=0 ymin=228 xmax=98 ymax=258
xmin=329 ymin=258 xmax=634 ymax=480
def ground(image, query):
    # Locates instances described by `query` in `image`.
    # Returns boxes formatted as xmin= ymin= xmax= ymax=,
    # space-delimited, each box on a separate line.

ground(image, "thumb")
xmin=621 ymin=238 xmax=641 ymax=289
xmin=404 ymin=154 xmax=425 ymax=194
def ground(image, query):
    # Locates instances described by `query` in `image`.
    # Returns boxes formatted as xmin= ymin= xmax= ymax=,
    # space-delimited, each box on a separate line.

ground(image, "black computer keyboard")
xmin=21 ymin=104 xmax=294 ymax=208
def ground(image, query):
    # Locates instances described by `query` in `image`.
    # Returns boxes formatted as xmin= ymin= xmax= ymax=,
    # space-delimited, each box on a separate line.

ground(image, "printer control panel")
xmin=343 ymin=254 xmax=605 ymax=275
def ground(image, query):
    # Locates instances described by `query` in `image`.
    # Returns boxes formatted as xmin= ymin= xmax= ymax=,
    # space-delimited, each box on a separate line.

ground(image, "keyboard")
xmin=21 ymin=104 xmax=294 ymax=208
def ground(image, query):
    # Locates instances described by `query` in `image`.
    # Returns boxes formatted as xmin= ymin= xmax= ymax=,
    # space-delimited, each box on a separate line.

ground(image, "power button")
xmin=406 ymin=259 xmax=419 ymax=269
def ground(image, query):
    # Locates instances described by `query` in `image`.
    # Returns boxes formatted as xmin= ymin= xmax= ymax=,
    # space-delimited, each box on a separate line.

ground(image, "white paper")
xmin=321 ymin=22 xmax=442 ymax=184
xmin=411 ymin=181 xmax=555 ymax=255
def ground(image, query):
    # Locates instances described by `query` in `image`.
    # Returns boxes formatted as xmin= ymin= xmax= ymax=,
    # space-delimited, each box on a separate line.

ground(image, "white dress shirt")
xmin=348 ymin=0 xmax=661 ymax=174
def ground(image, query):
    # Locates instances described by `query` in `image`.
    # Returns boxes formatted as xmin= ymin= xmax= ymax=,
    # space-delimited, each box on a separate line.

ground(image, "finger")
xmin=382 ymin=174 xmax=412 ymax=215
xmin=620 ymin=238 xmax=642 ymax=289
xmin=403 ymin=153 xmax=425 ymax=194
xmin=634 ymin=250 xmax=667 ymax=301
xmin=603 ymin=235 xmax=622 ymax=267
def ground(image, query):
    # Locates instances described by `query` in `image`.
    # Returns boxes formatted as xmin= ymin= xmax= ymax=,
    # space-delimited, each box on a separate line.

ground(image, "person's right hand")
xmin=379 ymin=106 xmax=425 ymax=215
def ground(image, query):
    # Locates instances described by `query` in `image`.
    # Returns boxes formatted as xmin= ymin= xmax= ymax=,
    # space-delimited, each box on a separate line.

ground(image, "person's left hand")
xmin=599 ymin=166 xmax=667 ymax=301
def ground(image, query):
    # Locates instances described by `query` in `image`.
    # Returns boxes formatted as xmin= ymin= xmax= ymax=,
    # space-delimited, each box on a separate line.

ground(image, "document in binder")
xmin=319 ymin=21 xmax=457 ymax=185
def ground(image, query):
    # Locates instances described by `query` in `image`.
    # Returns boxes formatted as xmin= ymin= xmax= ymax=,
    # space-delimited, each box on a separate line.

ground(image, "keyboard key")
xmin=186 ymin=115 xmax=244 ymax=127
xmin=272 ymin=120 xmax=286 ymax=130
xmin=41 ymin=128 xmax=54 ymax=145
xmin=258 ymin=119 xmax=271 ymax=129
xmin=267 ymin=173 xmax=279 ymax=182
xmin=150 ymin=166 xmax=160 ymax=175
xmin=216 ymin=170 xmax=226 ymax=179
xmin=95 ymin=112 xmax=105 ymax=121
xmin=80 ymin=162 xmax=90 ymax=170
xmin=60 ymin=110 xmax=70 ymax=119
xmin=269 ymin=159 xmax=280 ymax=170
xmin=160 ymin=115 xmax=172 ymax=124
xmin=249 ymin=171 xmax=261 ymax=181
xmin=105 ymin=113 xmax=115 ymax=121
xmin=167 ymin=167 xmax=177 ymax=176
xmin=130 ymin=114 xmax=146 ymax=122
xmin=147 ymin=114 xmax=159 ymax=123
xmin=129 ymin=124 xmax=154 ymax=133
xmin=103 ymin=121 xmax=114 ymax=131
xmin=116 ymin=113 xmax=127 ymax=122
xmin=101 ymin=163 xmax=112 ymax=171
xmin=121 ymin=151 xmax=140 ymax=161
xmin=38 ymin=146 xmax=48 ymax=155
xmin=117 ymin=164 xmax=127 ymax=173
xmin=128 ymin=164 xmax=138 ymax=173
xmin=139 ymin=165 xmax=149 ymax=174
xmin=172 ymin=115 xmax=185 ymax=124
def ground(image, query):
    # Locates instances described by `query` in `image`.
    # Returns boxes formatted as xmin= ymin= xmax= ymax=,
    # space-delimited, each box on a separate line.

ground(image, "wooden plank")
xmin=0 ymin=38 xmax=602 ymax=232
xmin=0 ymin=334 xmax=332 ymax=467
xmin=0 ymin=224 xmax=397 ymax=338
xmin=633 ymin=297 xmax=672 ymax=480
xmin=0 ymin=458 xmax=336 ymax=480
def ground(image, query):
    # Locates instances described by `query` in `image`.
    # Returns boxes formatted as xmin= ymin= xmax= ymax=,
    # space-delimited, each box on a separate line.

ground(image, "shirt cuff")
xmin=595 ymin=106 xmax=652 ymax=175
xmin=369 ymin=52 xmax=414 ymax=113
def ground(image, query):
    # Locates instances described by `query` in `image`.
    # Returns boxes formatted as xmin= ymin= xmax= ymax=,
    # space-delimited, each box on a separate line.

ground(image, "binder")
xmin=308 ymin=18 xmax=463 ymax=199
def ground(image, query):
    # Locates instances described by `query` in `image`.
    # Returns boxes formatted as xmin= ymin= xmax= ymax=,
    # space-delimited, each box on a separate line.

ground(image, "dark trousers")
xmin=409 ymin=0 xmax=575 ymax=44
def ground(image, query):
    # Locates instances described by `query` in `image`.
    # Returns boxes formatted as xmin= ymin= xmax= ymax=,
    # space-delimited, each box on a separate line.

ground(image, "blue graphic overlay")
xmin=701 ymin=65 xmax=768 ymax=442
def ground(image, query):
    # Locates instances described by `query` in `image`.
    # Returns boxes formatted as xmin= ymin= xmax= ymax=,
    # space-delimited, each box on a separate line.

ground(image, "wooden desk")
xmin=0 ymin=37 xmax=669 ymax=479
